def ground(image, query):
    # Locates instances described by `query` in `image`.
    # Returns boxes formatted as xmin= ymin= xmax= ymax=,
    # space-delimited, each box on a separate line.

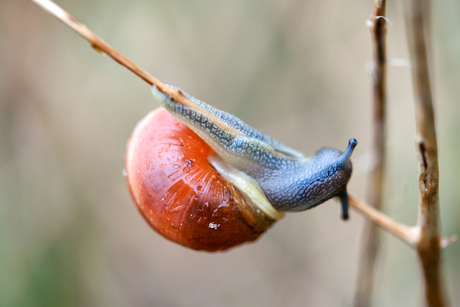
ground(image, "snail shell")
xmin=126 ymin=108 xmax=280 ymax=251
xmin=126 ymin=85 xmax=357 ymax=251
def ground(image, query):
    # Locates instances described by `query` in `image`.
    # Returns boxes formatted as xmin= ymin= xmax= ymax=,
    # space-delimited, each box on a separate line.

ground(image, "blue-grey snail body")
xmin=125 ymin=85 xmax=357 ymax=251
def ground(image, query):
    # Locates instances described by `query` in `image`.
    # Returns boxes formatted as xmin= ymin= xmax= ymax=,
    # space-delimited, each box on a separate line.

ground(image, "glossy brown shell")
xmin=126 ymin=108 xmax=276 ymax=251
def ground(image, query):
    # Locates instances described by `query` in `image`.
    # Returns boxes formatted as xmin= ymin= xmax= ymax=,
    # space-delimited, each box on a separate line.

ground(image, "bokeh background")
xmin=1 ymin=0 xmax=459 ymax=306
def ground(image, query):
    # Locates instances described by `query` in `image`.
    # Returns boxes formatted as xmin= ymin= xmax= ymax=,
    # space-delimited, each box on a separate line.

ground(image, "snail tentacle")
xmin=125 ymin=84 xmax=357 ymax=251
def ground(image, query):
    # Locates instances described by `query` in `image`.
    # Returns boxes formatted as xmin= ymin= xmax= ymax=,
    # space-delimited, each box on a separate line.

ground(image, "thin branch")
xmin=408 ymin=0 xmax=447 ymax=306
xmin=349 ymin=195 xmax=418 ymax=247
xmin=31 ymin=0 xmax=195 ymax=111
xmin=354 ymin=1 xmax=388 ymax=306
xmin=32 ymin=0 xmax=423 ymax=248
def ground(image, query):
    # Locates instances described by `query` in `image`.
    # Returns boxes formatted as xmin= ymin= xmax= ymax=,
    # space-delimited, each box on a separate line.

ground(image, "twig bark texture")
xmin=409 ymin=0 xmax=447 ymax=306
xmin=354 ymin=1 xmax=388 ymax=306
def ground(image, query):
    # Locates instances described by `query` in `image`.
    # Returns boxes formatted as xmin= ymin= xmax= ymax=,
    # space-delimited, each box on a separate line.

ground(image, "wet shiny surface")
xmin=126 ymin=108 xmax=275 ymax=251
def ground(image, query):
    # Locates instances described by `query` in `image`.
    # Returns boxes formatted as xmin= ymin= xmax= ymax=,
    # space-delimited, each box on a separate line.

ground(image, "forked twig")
xmin=31 ymin=0 xmax=424 ymax=251
xmin=32 ymin=1 xmax=454 ymax=305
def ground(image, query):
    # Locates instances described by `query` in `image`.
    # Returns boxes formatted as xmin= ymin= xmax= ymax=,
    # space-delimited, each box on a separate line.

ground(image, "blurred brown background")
xmin=1 ymin=0 xmax=459 ymax=306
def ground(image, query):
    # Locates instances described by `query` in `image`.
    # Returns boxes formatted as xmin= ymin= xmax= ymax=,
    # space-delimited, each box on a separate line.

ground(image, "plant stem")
xmin=31 ymin=0 xmax=422 ymax=248
xmin=408 ymin=0 xmax=447 ymax=305
xmin=349 ymin=195 xmax=418 ymax=247
xmin=31 ymin=0 xmax=196 ymax=111
xmin=354 ymin=1 xmax=388 ymax=306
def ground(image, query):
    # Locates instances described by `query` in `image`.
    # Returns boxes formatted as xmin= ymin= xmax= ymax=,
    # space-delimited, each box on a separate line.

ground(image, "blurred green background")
xmin=0 ymin=0 xmax=459 ymax=306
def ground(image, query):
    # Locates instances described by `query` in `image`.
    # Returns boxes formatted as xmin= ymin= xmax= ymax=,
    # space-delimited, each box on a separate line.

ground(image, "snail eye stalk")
xmin=126 ymin=86 xmax=357 ymax=251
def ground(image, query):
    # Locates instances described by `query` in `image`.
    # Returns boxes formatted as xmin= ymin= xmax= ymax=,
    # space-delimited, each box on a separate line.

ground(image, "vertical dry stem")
xmin=354 ymin=1 xmax=388 ymax=306
xmin=409 ymin=0 xmax=447 ymax=306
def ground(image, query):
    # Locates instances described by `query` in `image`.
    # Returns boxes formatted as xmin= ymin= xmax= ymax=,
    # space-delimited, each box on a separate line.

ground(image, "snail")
xmin=125 ymin=85 xmax=357 ymax=251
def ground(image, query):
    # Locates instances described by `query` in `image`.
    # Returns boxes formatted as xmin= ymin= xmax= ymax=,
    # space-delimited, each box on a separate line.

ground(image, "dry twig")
xmin=29 ymin=0 xmax=433 ymax=252
xmin=408 ymin=0 xmax=448 ymax=305
xmin=349 ymin=195 xmax=418 ymax=246
xmin=354 ymin=1 xmax=388 ymax=306
xmin=31 ymin=0 xmax=455 ymax=305
xmin=31 ymin=0 xmax=200 ymax=117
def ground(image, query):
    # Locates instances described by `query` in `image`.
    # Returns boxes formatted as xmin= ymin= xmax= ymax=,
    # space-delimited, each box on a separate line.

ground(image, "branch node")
xmin=375 ymin=15 xmax=392 ymax=29
xmin=91 ymin=43 xmax=105 ymax=55
xmin=441 ymin=235 xmax=457 ymax=249
xmin=366 ymin=15 xmax=392 ymax=30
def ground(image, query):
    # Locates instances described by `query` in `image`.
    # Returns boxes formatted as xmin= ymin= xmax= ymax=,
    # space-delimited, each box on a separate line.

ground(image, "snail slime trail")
xmin=125 ymin=85 xmax=357 ymax=251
